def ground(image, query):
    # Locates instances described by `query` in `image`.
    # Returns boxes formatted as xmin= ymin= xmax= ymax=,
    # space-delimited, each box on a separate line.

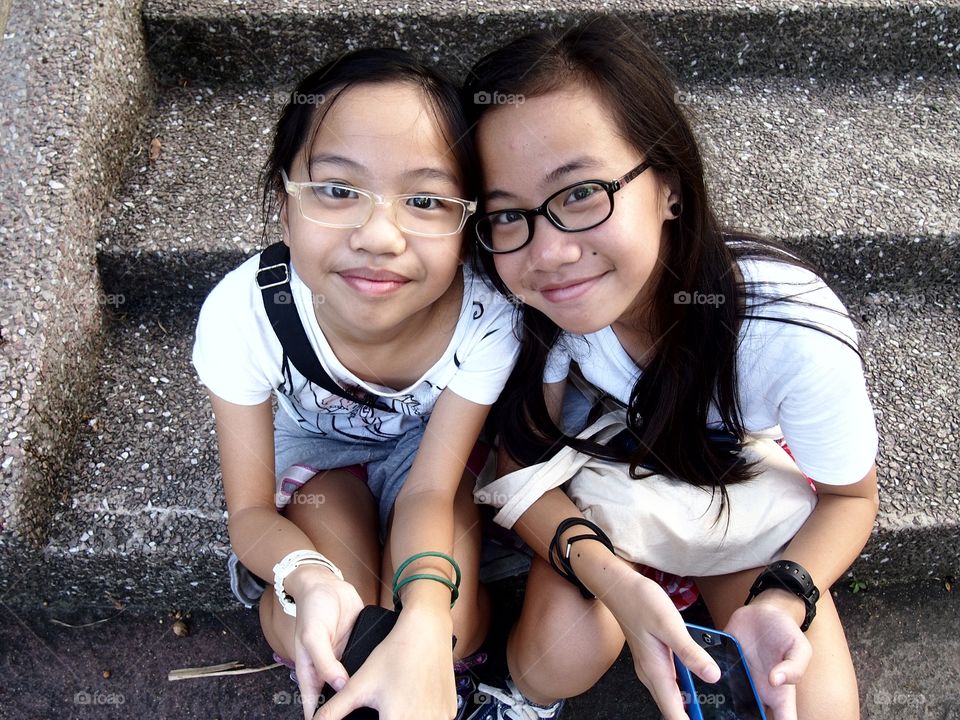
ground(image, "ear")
xmin=279 ymin=198 xmax=291 ymax=247
xmin=658 ymin=170 xmax=683 ymax=220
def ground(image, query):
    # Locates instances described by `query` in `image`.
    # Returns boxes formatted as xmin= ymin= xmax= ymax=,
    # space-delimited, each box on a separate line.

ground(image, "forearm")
xmin=514 ymin=488 xmax=635 ymax=601
xmin=388 ymin=488 xmax=457 ymax=625
xmin=751 ymin=467 xmax=879 ymax=624
xmin=228 ymin=505 xmax=330 ymax=586
xmin=780 ymin=493 xmax=878 ymax=588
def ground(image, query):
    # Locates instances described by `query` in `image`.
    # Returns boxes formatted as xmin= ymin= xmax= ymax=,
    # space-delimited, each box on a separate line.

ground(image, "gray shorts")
xmin=228 ymin=407 xmax=430 ymax=607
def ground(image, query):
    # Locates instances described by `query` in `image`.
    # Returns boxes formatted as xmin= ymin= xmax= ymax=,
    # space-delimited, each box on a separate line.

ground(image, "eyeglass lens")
xmin=298 ymin=183 xmax=466 ymax=235
xmin=479 ymin=181 xmax=611 ymax=252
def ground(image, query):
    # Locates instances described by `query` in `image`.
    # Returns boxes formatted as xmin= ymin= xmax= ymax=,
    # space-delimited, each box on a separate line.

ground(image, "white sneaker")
xmin=474 ymin=676 xmax=565 ymax=720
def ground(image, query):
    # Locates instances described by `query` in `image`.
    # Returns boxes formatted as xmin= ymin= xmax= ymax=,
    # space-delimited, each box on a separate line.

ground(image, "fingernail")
xmin=333 ymin=677 xmax=346 ymax=692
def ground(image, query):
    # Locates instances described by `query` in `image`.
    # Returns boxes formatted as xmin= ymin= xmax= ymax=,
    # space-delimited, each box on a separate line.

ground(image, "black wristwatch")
xmin=744 ymin=560 xmax=821 ymax=632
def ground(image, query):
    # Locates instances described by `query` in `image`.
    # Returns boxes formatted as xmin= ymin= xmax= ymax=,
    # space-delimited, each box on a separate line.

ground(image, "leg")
xmin=507 ymin=555 xmax=626 ymax=704
xmin=259 ymin=469 xmax=382 ymax=662
xmin=695 ymin=569 xmax=859 ymax=720
xmin=380 ymin=470 xmax=491 ymax=659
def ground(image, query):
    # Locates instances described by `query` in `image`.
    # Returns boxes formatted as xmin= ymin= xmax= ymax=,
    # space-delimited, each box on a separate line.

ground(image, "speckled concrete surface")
xmin=96 ymin=77 xmax=959 ymax=302
xmin=0 ymin=0 xmax=151 ymax=574
xmin=0 ymin=580 xmax=957 ymax=719
xmin=0 ymin=278 xmax=948 ymax=609
xmin=2 ymin=0 xmax=958 ymax=614
xmin=141 ymin=0 xmax=960 ymax=85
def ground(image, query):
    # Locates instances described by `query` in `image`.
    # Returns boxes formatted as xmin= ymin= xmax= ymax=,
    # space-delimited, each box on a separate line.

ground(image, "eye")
xmin=314 ymin=184 xmax=359 ymax=201
xmin=563 ymin=184 xmax=599 ymax=206
xmin=490 ymin=210 xmax=525 ymax=226
xmin=406 ymin=195 xmax=445 ymax=211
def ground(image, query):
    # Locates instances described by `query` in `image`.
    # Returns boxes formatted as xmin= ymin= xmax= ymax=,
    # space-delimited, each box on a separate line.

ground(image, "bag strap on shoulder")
xmin=257 ymin=242 xmax=391 ymax=412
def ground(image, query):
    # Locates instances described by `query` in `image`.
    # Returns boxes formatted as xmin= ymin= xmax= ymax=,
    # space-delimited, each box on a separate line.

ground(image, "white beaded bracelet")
xmin=272 ymin=549 xmax=344 ymax=617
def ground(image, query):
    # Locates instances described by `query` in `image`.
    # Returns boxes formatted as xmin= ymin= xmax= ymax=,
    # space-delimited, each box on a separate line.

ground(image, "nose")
xmin=348 ymin=201 xmax=407 ymax=256
xmin=524 ymin=215 xmax=581 ymax=272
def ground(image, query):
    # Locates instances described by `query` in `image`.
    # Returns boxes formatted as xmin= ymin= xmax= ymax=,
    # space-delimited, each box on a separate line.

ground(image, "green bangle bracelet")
xmin=392 ymin=573 xmax=460 ymax=610
xmin=391 ymin=551 xmax=462 ymax=593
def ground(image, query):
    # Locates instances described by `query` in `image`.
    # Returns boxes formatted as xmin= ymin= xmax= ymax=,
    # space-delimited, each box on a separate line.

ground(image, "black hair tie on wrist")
xmin=548 ymin=518 xmax=616 ymax=599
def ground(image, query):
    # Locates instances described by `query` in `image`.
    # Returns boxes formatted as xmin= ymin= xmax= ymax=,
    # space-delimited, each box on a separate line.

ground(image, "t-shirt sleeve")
xmin=445 ymin=298 xmax=520 ymax=406
xmin=192 ymin=265 xmax=276 ymax=406
xmin=757 ymin=300 xmax=878 ymax=485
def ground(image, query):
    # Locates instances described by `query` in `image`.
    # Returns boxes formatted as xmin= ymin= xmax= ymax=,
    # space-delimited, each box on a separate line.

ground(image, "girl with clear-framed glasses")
xmin=193 ymin=49 xmax=519 ymax=720
xmin=465 ymin=16 xmax=879 ymax=720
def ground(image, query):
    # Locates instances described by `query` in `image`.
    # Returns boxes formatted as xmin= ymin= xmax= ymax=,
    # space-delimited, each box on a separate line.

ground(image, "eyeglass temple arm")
xmin=611 ymin=160 xmax=651 ymax=190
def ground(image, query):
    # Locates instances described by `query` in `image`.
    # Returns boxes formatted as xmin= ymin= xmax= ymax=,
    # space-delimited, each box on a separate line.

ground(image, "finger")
xmin=667 ymin=631 xmax=720 ymax=684
xmin=646 ymin=668 xmax=690 ymax=720
xmin=296 ymin=644 xmax=347 ymax=719
xmin=313 ymin=682 xmax=364 ymax=720
xmin=764 ymin=683 xmax=799 ymax=720
xmin=772 ymin=634 xmax=813 ymax=686
xmin=301 ymin=636 xmax=350 ymax=692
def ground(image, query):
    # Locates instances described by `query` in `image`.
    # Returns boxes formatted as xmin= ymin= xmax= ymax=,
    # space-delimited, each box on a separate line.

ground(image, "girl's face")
xmin=477 ymin=85 xmax=677 ymax=336
xmin=281 ymin=81 xmax=467 ymax=341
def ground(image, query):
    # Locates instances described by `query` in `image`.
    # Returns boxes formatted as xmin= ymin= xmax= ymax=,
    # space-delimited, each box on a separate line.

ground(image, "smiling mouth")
xmin=338 ymin=269 xmax=410 ymax=296
xmin=538 ymin=274 xmax=605 ymax=303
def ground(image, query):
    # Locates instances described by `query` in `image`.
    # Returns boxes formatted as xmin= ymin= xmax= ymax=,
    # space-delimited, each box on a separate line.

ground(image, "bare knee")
xmin=795 ymin=593 xmax=859 ymax=720
xmin=509 ymin=558 xmax=624 ymax=701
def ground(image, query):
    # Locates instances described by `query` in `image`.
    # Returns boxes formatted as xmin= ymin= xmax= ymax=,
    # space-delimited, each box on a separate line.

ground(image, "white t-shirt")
xmin=544 ymin=257 xmax=878 ymax=486
xmin=193 ymin=254 xmax=520 ymax=440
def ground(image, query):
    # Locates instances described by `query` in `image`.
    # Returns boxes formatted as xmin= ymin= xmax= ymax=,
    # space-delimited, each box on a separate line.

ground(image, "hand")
xmin=288 ymin=569 xmax=365 ymax=720
xmin=724 ymin=597 xmax=813 ymax=720
xmin=603 ymin=570 xmax=721 ymax=720
xmin=314 ymin=607 xmax=457 ymax=720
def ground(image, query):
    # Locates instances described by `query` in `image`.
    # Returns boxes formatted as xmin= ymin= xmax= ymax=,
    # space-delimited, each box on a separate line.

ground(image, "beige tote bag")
xmin=475 ymin=410 xmax=817 ymax=577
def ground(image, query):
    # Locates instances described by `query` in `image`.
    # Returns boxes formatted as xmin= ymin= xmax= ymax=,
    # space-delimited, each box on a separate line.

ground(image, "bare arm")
xmin=497 ymin=381 xmax=720 ymax=720
xmin=316 ymin=388 xmax=492 ymax=720
xmin=746 ymin=465 xmax=879 ymax=624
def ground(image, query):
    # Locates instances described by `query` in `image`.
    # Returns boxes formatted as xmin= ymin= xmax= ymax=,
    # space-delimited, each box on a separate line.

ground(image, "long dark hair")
xmin=464 ymin=17 xmax=859 ymax=495
xmin=261 ymin=48 xmax=477 ymax=237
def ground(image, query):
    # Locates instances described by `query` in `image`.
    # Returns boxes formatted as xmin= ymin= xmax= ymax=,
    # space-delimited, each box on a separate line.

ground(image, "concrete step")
xmin=96 ymin=76 xmax=960 ymax=317
xmin=142 ymin=0 xmax=960 ymax=85
xmin=17 ymin=277 xmax=956 ymax=608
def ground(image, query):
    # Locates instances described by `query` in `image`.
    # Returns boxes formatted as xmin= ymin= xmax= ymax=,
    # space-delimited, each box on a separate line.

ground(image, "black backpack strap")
xmin=257 ymin=242 xmax=391 ymax=412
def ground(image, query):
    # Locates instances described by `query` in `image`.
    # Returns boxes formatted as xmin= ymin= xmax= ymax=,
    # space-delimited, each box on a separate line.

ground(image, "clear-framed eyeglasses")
xmin=474 ymin=161 xmax=651 ymax=254
xmin=281 ymin=169 xmax=477 ymax=238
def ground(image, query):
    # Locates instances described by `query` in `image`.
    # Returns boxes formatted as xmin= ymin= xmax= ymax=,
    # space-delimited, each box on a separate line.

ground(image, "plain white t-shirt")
xmin=544 ymin=257 xmax=878 ymax=485
xmin=193 ymin=253 xmax=520 ymax=440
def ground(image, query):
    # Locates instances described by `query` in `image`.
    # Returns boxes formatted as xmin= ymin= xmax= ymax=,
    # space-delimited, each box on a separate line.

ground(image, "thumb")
xmin=770 ymin=638 xmax=813 ymax=687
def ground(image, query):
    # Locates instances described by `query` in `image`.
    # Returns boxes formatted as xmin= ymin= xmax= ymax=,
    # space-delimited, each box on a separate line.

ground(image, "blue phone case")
xmin=674 ymin=623 xmax=766 ymax=720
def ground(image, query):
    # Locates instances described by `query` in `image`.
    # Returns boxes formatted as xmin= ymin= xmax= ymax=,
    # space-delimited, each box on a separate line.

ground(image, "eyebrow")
xmin=309 ymin=153 xmax=458 ymax=186
xmin=485 ymin=156 xmax=605 ymax=202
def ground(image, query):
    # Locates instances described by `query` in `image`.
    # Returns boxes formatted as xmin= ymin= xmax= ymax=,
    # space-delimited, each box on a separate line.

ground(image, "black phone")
xmin=674 ymin=623 xmax=766 ymax=720
xmin=316 ymin=605 xmax=399 ymax=720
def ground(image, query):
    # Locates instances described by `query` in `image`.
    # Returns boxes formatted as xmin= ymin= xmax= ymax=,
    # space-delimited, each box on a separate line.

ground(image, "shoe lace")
xmin=476 ymin=681 xmax=559 ymax=720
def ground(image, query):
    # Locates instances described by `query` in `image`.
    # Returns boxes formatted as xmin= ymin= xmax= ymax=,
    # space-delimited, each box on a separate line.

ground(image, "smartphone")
xmin=674 ymin=623 xmax=766 ymax=720
xmin=318 ymin=605 xmax=399 ymax=720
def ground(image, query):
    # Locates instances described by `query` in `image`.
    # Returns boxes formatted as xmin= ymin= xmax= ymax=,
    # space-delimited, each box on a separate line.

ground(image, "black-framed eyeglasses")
xmin=474 ymin=161 xmax=651 ymax=254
